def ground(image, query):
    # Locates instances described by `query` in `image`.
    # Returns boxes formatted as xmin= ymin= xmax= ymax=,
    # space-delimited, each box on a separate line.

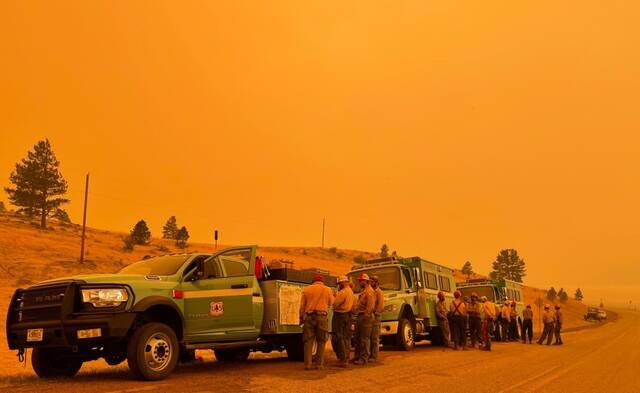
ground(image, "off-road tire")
xmin=127 ymin=322 xmax=179 ymax=381
xmin=32 ymin=348 xmax=83 ymax=378
xmin=214 ymin=348 xmax=250 ymax=362
xmin=396 ymin=318 xmax=415 ymax=351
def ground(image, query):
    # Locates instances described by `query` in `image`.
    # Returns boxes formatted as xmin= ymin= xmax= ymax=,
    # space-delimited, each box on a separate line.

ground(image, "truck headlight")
xmin=81 ymin=288 xmax=129 ymax=308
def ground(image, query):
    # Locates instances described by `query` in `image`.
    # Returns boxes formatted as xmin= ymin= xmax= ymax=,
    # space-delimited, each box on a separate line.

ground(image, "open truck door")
xmin=182 ymin=246 xmax=262 ymax=342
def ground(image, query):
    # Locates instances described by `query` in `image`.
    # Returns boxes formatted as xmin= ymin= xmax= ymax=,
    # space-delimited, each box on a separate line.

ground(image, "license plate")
xmin=27 ymin=328 xmax=43 ymax=342
xmin=77 ymin=328 xmax=101 ymax=339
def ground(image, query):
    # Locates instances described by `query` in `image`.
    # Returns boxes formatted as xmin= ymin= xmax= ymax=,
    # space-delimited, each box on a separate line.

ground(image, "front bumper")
xmin=379 ymin=321 xmax=399 ymax=335
xmin=7 ymin=312 xmax=136 ymax=350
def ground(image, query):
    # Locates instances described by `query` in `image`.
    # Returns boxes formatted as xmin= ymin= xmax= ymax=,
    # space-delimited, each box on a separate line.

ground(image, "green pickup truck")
xmin=6 ymin=246 xmax=329 ymax=380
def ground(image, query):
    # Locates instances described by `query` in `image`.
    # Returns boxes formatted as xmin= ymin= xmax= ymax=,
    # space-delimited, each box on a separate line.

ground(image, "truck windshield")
xmin=119 ymin=255 xmax=189 ymax=276
xmin=348 ymin=267 xmax=401 ymax=293
xmin=459 ymin=286 xmax=496 ymax=301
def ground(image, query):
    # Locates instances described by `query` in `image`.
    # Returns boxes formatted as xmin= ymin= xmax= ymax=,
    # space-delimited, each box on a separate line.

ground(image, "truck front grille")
xmin=10 ymin=284 xmax=69 ymax=324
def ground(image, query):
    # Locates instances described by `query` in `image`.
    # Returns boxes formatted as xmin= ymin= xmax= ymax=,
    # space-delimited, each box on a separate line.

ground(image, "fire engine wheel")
xmin=32 ymin=348 xmax=83 ymax=378
xmin=127 ymin=322 xmax=179 ymax=381
xmin=214 ymin=348 xmax=251 ymax=362
xmin=396 ymin=318 xmax=415 ymax=351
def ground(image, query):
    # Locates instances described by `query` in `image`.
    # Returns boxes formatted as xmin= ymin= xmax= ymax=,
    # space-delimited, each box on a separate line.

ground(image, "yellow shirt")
xmin=436 ymin=300 xmax=448 ymax=320
xmin=373 ymin=287 xmax=385 ymax=314
xmin=483 ymin=301 xmax=497 ymax=320
xmin=467 ymin=301 xmax=482 ymax=317
xmin=542 ymin=310 xmax=555 ymax=324
xmin=355 ymin=285 xmax=376 ymax=315
xmin=299 ymin=281 xmax=334 ymax=315
xmin=501 ymin=305 xmax=511 ymax=322
xmin=333 ymin=286 xmax=355 ymax=313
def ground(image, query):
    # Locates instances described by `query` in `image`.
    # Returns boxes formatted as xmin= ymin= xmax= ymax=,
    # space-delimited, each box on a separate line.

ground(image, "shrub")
xmin=123 ymin=235 xmax=135 ymax=251
xmin=353 ymin=255 xmax=366 ymax=264
xmin=328 ymin=247 xmax=337 ymax=254
xmin=156 ymin=244 xmax=170 ymax=253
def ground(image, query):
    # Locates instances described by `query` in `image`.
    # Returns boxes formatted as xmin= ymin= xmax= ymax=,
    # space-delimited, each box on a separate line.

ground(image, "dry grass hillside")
xmin=0 ymin=210 xmax=595 ymax=379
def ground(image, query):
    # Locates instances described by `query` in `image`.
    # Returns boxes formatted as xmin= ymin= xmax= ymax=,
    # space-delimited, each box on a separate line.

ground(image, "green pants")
xmin=537 ymin=322 xmax=554 ymax=345
xmin=437 ymin=318 xmax=451 ymax=346
xmin=354 ymin=314 xmax=373 ymax=362
xmin=303 ymin=313 xmax=328 ymax=368
xmin=370 ymin=313 xmax=381 ymax=360
xmin=331 ymin=312 xmax=351 ymax=362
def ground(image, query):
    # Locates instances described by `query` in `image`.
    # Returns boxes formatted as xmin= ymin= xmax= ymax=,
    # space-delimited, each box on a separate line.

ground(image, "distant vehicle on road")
xmin=585 ymin=307 xmax=605 ymax=321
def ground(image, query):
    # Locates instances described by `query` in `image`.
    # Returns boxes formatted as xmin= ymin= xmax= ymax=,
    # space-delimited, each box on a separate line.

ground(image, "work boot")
xmin=352 ymin=359 xmax=367 ymax=366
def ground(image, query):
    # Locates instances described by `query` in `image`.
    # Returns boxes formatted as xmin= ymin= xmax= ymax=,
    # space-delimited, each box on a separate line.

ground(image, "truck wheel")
xmin=127 ymin=322 xmax=179 ymax=381
xmin=32 ymin=348 xmax=83 ymax=378
xmin=396 ymin=318 xmax=415 ymax=351
xmin=214 ymin=348 xmax=250 ymax=362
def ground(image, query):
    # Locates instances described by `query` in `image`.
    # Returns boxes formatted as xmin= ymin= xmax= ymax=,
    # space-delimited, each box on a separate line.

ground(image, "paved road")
xmin=1 ymin=310 xmax=637 ymax=393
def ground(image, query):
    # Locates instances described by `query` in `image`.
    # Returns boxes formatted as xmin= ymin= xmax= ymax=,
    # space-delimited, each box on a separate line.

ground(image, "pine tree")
xmin=461 ymin=261 xmax=474 ymax=279
xmin=162 ymin=216 xmax=178 ymax=239
xmin=546 ymin=287 xmax=557 ymax=301
xmin=4 ymin=139 xmax=69 ymax=228
xmin=574 ymin=288 xmax=584 ymax=301
xmin=175 ymin=226 xmax=189 ymax=248
xmin=380 ymin=244 xmax=389 ymax=258
xmin=488 ymin=249 xmax=526 ymax=282
xmin=558 ymin=288 xmax=569 ymax=303
xmin=52 ymin=208 xmax=71 ymax=223
xmin=130 ymin=220 xmax=151 ymax=245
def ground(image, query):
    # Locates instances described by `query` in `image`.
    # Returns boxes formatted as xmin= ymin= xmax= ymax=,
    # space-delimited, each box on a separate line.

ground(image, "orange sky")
xmin=1 ymin=1 xmax=639 ymax=306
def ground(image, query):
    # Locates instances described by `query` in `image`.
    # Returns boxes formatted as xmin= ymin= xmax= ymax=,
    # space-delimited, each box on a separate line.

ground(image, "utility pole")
xmin=214 ymin=229 xmax=218 ymax=250
xmin=321 ymin=218 xmax=325 ymax=248
xmin=79 ymin=173 xmax=89 ymax=263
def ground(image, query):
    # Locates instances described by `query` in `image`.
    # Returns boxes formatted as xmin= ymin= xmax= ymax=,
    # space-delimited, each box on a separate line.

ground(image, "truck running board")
xmin=184 ymin=339 xmax=266 ymax=350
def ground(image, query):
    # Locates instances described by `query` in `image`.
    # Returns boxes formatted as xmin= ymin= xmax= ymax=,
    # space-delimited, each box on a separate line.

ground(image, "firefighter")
xmin=480 ymin=296 xmax=496 ymax=351
xmin=500 ymin=300 xmax=511 ymax=341
xmin=449 ymin=290 xmax=468 ymax=350
xmin=299 ymin=274 xmax=335 ymax=370
xmin=352 ymin=273 xmax=375 ymax=365
xmin=435 ymin=291 xmax=451 ymax=348
xmin=522 ymin=304 xmax=534 ymax=344
xmin=553 ymin=305 xmax=564 ymax=345
xmin=467 ymin=293 xmax=482 ymax=348
xmin=331 ymin=276 xmax=355 ymax=367
xmin=369 ymin=275 xmax=384 ymax=362
xmin=509 ymin=302 xmax=520 ymax=341
xmin=537 ymin=304 xmax=555 ymax=345
xmin=493 ymin=300 xmax=501 ymax=340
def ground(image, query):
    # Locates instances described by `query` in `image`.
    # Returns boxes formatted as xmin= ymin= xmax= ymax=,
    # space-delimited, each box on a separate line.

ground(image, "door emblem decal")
xmin=210 ymin=300 xmax=224 ymax=317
